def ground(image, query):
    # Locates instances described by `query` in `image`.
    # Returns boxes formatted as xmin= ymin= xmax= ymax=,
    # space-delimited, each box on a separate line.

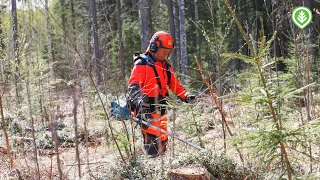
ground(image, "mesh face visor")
xmin=155 ymin=47 xmax=174 ymax=60
xmin=167 ymin=48 xmax=175 ymax=58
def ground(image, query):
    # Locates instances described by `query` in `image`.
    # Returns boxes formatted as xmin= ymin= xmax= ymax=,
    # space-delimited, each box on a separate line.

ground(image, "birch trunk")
xmin=173 ymin=0 xmax=180 ymax=71
xmin=91 ymin=0 xmax=101 ymax=85
xmin=167 ymin=0 xmax=177 ymax=70
xmin=179 ymin=0 xmax=188 ymax=82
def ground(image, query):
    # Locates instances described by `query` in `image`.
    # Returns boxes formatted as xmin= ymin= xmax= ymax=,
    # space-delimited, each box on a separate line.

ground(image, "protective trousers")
xmin=141 ymin=113 xmax=168 ymax=157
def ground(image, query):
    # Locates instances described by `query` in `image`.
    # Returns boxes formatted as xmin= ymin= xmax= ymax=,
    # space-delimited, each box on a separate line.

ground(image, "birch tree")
xmin=173 ymin=0 xmax=180 ymax=71
xmin=91 ymin=0 xmax=102 ymax=85
xmin=167 ymin=0 xmax=177 ymax=70
xmin=179 ymin=0 xmax=188 ymax=82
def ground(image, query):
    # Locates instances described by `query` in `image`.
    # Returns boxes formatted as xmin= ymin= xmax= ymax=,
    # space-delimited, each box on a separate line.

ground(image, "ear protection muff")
xmin=150 ymin=36 xmax=159 ymax=53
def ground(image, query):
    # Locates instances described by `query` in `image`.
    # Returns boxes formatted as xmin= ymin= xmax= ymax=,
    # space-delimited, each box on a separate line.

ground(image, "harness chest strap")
xmin=150 ymin=63 xmax=170 ymax=98
xmin=136 ymin=54 xmax=171 ymax=98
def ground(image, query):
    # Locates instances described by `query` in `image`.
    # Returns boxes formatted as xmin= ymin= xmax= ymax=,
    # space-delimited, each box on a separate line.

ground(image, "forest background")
xmin=0 ymin=0 xmax=320 ymax=179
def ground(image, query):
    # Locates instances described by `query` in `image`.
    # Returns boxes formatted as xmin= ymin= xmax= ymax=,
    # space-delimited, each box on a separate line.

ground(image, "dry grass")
xmin=1 ymin=90 xmax=320 ymax=179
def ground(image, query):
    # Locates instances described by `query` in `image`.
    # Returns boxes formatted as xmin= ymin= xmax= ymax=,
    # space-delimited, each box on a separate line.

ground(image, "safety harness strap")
xmin=135 ymin=53 xmax=171 ymax=98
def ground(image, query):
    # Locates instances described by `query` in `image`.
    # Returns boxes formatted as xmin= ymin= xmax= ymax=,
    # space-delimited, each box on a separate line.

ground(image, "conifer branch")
xmin=223 ymin=1 xmax=292 ymax=178
xmin=223 ymin=0 xmax=256 ymax=57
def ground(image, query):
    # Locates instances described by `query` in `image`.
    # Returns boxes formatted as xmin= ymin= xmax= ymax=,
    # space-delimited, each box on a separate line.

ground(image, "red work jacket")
xmin=128 ymin=54 xmax=188 ymax=140
xmin=128 ymin=55 xmax=188 ymax=106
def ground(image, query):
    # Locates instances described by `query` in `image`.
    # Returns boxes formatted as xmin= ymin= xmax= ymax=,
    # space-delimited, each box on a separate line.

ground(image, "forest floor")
xmin=1 ymin=90 xmax=320 ymax=179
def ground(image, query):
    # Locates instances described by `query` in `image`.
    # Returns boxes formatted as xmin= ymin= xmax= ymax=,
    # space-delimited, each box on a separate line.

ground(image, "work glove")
xmin=185 ymin=94 xmax=196 ymax=103
xmin=137 ymin=94 xmax=153 ymax=129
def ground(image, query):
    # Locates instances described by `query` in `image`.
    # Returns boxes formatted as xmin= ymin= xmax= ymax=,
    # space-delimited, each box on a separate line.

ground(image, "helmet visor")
xmin=155 ymin=48 xmax=174 ymax=60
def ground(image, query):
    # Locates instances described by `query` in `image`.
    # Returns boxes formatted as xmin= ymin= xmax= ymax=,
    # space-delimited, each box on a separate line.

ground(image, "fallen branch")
xmin=65 ymin=161 xmax=112 ymax=166
xmin=13 ymin=137 xmax=34 ymax=142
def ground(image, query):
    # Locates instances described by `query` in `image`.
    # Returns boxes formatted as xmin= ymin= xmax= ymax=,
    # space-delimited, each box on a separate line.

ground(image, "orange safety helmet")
xmin=148 ymin=31 xmax=174 ymax=53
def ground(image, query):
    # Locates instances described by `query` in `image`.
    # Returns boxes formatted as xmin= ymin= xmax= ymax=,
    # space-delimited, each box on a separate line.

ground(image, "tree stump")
xmin=168 ymin=165 xmax=210 ymax=180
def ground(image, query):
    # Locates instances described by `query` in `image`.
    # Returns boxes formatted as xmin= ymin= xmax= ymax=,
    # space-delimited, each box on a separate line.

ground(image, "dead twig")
xmin=0 ymin=95 xmax=14 ymax=168
xmin=195 ymin=55 xmax=244 ymax=163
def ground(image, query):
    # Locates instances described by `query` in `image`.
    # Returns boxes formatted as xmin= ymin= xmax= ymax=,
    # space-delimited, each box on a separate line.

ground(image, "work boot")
xmin=142 ymin=142 xmax=158 ymax=158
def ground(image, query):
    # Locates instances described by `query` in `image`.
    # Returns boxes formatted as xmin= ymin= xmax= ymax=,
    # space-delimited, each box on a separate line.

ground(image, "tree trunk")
xmin=45 ymin=1 xmax=63 ymax=178
xmin=173 ymin=0 xmax=180 ymax=71
xmin=194 ymin=0 xmax=200 ymax=59
xmin=271 ymin=0 xmax=284 ymax=72
xmin=167 ymin=0 xmax=177 ymax=157
xmin=71 ymin=0 xmax=76 ymax=30
xmin=243 ymin=0 xmax=249 ymax=56
xmin=148 ymin=0 xmax=154 ymax=35
xmin=304 ymin=0 xmax=313 ymax=173
xmin=179 ymin=0 xmax=188 ymax=83
xmin=117 ymin=0 xmax=125 ymax=86
xmin=82 ymin=1 xmax=91 ymax=67
xmin=26 ymin=1 xmax=40 ymax=176
xmin=60 ymin=0 xmax=67 ymax=41
xmin=70 ymin=0 xmax=76 ymax=54
xmin=232 ymin=0 xmax=240 ymax=71
xmin=138 ymin=0 xmax=151 ymax=51
xmin=120 ymin=0 xmax=126 ymax=23
xmin=50 ymin=109 xmax=63 ymax=179
xmin=167 ymin=0 xmax=177 ymax=70
xmin=12 ymin=0 xmax=20 ymax=105
xmin=0 ymin=17 xmax=3 ymax=81
xmin=73 ymin=84 xmax=81 ymax=178
xmin=25 ymin=45 xmax=40 ymax=180
xmin=168 ymin=166 xmax=210 ymax=180
xmin=45 ymin=0 xmax=55 ymax=83
xmin=194 ymin=0 xmax=201 ymax=79
xmin=91 ymin=0 xmax=101 ymax=85
xmin=82 ymin=101 xmax=91 ymax=175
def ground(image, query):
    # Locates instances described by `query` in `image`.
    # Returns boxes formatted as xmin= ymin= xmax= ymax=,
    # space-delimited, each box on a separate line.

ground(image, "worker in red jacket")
xmin=128 ymin=31 xmax=196 ymax=157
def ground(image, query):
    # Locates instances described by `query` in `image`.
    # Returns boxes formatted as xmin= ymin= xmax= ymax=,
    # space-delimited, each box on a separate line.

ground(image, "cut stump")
xmin=168 ymin=165 xmax=210 ymax=180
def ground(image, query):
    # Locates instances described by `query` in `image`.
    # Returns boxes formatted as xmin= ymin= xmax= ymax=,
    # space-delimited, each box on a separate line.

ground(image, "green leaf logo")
xmin=292 ymin=6 xmax=312 ymax=29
